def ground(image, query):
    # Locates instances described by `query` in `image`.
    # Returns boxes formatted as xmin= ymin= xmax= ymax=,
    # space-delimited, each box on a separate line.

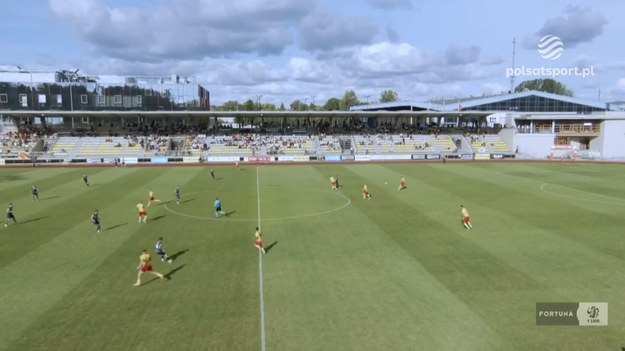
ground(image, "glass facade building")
xmin=0 ymin=68 xmax=210 ymax=111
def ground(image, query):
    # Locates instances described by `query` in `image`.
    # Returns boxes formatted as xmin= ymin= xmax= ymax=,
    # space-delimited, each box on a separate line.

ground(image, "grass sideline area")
xmin=1 ymin=162 xmax=625 ymax=350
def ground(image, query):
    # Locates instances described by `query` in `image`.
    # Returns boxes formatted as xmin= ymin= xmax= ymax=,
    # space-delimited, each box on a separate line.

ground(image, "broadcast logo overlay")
xmin=536 ymin=302 xmax=607 ymax=326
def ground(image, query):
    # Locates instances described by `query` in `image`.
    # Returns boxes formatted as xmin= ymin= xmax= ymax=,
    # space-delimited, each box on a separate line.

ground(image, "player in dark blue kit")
xmin=91 ymin=210 xmax=101 ymax=233
xmin=83 ymin=174 xmax=90 ymax=187
xmin=210 ymin=169 xmax=215 ymax=180
xmin=155 ymin=237 xmax=172 ymax=263
xmin=31 ymin=185 xmax=39 ymax=201
xmin=5 ymin=203 xmax=17 ymax=227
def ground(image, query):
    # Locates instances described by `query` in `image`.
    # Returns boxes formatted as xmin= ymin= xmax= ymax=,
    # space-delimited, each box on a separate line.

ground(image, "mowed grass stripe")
xmin=0 ymin=168 xmax=150 ymax=269
xmin=8 ymin=166 xmax=264 ymax=350
xmin=434 ymin=163 xmax=625 ymax=260
xmin=0 ymin=168 xmax=188 ymax=351
xmin=259 ymin=166 xmax=511 ymax=350
xmin=409 ymin=163 xmax=625 ymax=349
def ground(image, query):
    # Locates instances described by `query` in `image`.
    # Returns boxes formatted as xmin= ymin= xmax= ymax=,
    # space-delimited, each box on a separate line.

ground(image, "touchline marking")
xmin=539 ymin=183 xmax=625 ymax=206
xmin=257 ymin=166 xmax=267 ymax=351
xmin=162 ymin=189 xmax=351 ymax=222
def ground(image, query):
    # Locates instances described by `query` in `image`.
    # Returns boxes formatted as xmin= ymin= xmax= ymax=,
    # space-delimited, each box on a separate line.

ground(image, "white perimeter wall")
xmin=512 ymin=133 xmax=555 ymax=158
xmin=590 ymin=120 xmax=625 ymax=158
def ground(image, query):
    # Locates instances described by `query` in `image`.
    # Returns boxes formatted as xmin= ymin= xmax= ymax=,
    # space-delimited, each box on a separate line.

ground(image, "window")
xmin=136 ymin=95 xmax=142 ymax=104
xmin=0 ymin=93 xmax=7 ymax=103
xmin=145 ymin=89 xmax=153 ymax=96
xmin=114 ymin=95 xmax=122 ymax=104
xmin=96 ymin=95 xmax=105 ymax=104
xmin=19 ymin=94 xmax=27 ymax=107
xmin=81 ymin=94 xmax=88 ymax=104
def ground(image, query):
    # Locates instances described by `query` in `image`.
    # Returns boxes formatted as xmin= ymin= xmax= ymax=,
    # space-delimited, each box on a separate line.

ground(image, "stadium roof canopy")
xmin=351 ymin=90 xmax=617 ymax=112
xmin=0 ymin=110 xmax=497 ymax=120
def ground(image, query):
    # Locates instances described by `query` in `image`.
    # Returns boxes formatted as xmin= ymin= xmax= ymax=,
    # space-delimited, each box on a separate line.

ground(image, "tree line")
xmin=212 ymin=89 xmax=400 ymax=112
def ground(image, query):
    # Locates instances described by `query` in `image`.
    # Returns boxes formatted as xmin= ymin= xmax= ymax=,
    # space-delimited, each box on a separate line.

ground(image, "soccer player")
xmin=175 ymin=186 xmax=181 ymax=205
xmin=398 ymin=177 xmax=406 ymax=191
xmin=235 ymin=161 xmax=240 ymax=170
xmin=210 ymin=169 xmax=215 ymax=180
xmin=5 ymin=203 xmax=16 ymax=227
xmin=134 ymin=249 xmax=165 ymax=287
xmin=147 ymin=189 xmax=155 ymax=207
xmin=329 ymin=176 xmax=337 ymax=190
xmin=31 ymin=185 xmax=39 ymax=201
xmin=335 ymin=175 xmax=340 ymax=189
xmin=155 ymin=237 xmax=172 ymax=263
xmin=362 ymin=185 xmax=371 ymax=199
xmin=137 ymin=201 xmax=148 ymax=223
xmin=461 ymin=205 xmax=473 ymax=229
xmin=214 ymin=198 xmax=226 ymax=218
xmin=83 ymin=174 xmax=90 ymax=187
xmin=255 ymin=227 xmax=266 ymax=254
xmin=91 ymin=210 xmax=101 ymax=233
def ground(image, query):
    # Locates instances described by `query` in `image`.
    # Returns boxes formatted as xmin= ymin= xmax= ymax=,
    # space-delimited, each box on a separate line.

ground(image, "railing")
xmin=554 ymin=124 xmax=600 ymax=135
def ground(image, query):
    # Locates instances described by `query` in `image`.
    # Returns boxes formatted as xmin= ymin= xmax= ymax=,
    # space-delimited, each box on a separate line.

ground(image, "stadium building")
xmin=1 ymin=67 xmax=625 ymax=164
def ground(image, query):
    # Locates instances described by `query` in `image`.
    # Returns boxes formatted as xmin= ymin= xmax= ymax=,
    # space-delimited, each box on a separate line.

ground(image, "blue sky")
xmin=1 ymin=0 xmax=624 ymax=105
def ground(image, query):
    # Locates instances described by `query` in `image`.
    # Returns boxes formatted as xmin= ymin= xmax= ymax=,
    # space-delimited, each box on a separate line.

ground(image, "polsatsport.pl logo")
xmin=505 ymin=35 xmax=595 ymax=79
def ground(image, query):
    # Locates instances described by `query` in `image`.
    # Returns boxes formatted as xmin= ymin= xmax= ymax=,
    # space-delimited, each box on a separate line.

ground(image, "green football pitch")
xmin=1 ymin=162 xmax=624 ymax=350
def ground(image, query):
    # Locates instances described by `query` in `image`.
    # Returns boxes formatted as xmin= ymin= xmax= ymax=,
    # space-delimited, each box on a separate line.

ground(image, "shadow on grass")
xmin=225 ymin=210 xmax=236 ymax=217
xmin=169 ymin=249 xmax=189 ymax=261
xmin=21 ymin=216 xmax=49 ymax=224
xmin=181 ymin=198 xmax=195 ymax=204
xmin=152 ymin=215 xmax=166 ymax=222
xmin=105 ymin=222 xmax=128 ymax=231
xmin=42 ymin=195 xmax=60 ymax=200
xmin=165 ymin=264 xmax=186 ymax=279
xmin=265 ymin=241 xmax=278 ymax=254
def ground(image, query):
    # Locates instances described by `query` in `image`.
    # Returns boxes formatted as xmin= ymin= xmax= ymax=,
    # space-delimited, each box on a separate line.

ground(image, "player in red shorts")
xmin=329 ymin=176 xmax=337 ymax=190
xmin=461 ymin=205 xmax=473 ymax=229
xmin=255 ymin=227 xmax=266 ymax=254
xmin=398 ymin=177 xmax=406 ymax=191
xmin=362 ymin=185 xmax=371 ymax=199
xmin=136 ymin=201 xmax=148 ymax=223
xmin=134 ymin=249 xmax=165 ymax=286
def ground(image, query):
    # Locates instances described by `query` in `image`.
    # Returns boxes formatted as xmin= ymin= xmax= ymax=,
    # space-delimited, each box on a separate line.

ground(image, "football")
xmin=167 ymin=259 xmax=174 ymax=263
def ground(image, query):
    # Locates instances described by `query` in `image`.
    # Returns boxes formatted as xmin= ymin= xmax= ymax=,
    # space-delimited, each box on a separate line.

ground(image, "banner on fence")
xmin=461 ymin=154 xmax=474 ymax=160
xmin=325 ymin=155 xmax=341 ymax=161
xmin=151 ymin=157 xmax=168 ymax=164
xmin=426 ymin=154 xmax=440 ymax=160
xmin=411 ymin=154 xmax=426 ymax=160
xmin=355 ymin=155 xmax=371 ymax=161
xmin=474 ymin=153 xmax=490 ymax=160
xmin=491 ymin=154 xmax=504 ymax=159
xmin=247 ymin=156 xmax=271 ymax=163
xmin=183 ymin=157 xmax=199 ymax=163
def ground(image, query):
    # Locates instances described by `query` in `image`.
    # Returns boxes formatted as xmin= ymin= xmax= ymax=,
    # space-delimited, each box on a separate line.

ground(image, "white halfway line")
xmin=257 ymin=166 xmax=266 ymax=351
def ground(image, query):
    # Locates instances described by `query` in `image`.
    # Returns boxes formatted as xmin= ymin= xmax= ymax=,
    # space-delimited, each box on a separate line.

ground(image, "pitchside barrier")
xmin=0 ymin=153 xmax=525 ymax=166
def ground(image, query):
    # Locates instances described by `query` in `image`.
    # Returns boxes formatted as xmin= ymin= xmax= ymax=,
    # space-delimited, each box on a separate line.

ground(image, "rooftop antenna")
xmin=510 ymin=37 xmax=516 ymax=93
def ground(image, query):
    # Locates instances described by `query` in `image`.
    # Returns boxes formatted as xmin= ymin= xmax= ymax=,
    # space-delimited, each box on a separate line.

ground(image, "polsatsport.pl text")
xmin=505 ymin=66 xmax=595 ymax=78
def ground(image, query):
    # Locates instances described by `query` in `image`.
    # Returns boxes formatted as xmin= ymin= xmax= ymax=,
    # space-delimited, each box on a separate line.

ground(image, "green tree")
xmin=219 ymin=100 xmax=240 ymax=111
xmin=339 ymin=89 xmax=359 ymax=110
xmin=380 ymin=89 xmax=399 ymax=103
xmin=261 ymin=102 xmax=276 ymax=111
xmin=290 ymin=99 xmax=304 ymax=111
xmin=241 ymin=99 xmax=255 ymax=111
xmin=323 ymin=97 xmax=340 ymax=111
xmin=514 ymin=79 xmax=573 ymax=96
xmin=278 ymin=103 xmax=286 ymax=111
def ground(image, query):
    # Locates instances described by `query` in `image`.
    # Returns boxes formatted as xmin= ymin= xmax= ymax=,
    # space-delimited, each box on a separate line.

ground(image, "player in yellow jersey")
xmin=255 ymin=227 xmax=266 ymax=254
xmin=329 ymin=176 xmax=337 ymax=190
xmin=137 ymin=201 xmax=148 ymax=223
xmin=362 ymin=185 xmax=371 ymax=199
xmin=134 ymin=249 xmax=165 ymax=286
xmin=147 ymin=189 xmax=160 ymax=207
xmin=460 ymin=205 xmax=473 ymax=229
xmin=398 ymin=177 xmax=406 ymax=191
